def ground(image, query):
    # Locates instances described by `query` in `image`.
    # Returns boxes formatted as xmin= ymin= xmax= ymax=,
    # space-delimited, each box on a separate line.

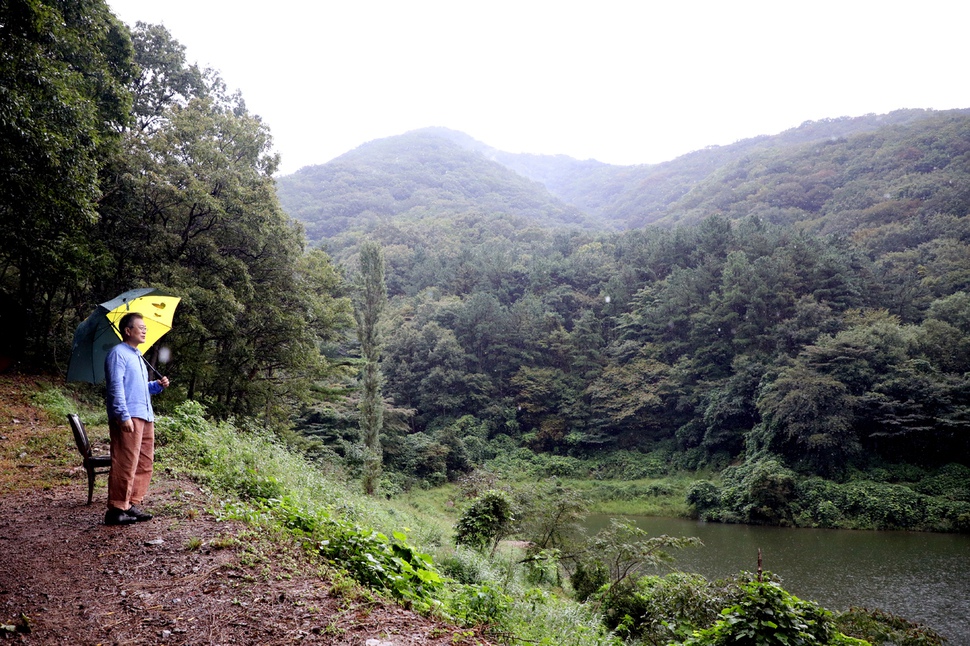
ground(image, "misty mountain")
xmin=426 ymin=109 xmax=969 ymax=229
xmin=276 ymin=108 xmax=970 ymax=243
xmin=275 ymin=131 xmax=591 ymax=243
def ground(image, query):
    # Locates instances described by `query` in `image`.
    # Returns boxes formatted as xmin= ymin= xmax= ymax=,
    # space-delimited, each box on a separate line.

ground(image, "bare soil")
xmin=0 ymin=375 xmax=493 ymax=645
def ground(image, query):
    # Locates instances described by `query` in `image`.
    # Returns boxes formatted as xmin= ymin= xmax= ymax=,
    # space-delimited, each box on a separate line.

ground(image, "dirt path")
xmin=0 ymin=376 xmax=490 ymax=645
xmin=0 ymin=480 xmax=493 ymax=645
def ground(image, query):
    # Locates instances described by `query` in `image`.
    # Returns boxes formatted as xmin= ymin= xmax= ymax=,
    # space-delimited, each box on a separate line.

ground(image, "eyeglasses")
xmin=128 ymin=325 xmax=148 ymax=332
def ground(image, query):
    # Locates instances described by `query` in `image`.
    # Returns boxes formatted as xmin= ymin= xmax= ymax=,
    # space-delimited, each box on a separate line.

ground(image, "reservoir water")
xmin=585 ymin=515 xmax=970 ymax=643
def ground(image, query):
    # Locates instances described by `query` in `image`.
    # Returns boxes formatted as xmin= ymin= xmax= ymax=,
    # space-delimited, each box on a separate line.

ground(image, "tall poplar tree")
xmin=354 ymin=241 xmax=387 ymax=494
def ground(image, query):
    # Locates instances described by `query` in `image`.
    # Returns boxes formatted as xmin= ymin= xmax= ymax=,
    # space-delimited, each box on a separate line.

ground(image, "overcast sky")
xmin=108 ymin=0 xmax=968 ymax=176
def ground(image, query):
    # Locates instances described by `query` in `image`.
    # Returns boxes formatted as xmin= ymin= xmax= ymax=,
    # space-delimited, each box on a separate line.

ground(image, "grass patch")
xmin=0 ymin=376 xmax=79 ymax=494
xmin=564 ymin=476 xmax=697 ymax=518
xmin=384 ymin=483 xmax=463 ymax=547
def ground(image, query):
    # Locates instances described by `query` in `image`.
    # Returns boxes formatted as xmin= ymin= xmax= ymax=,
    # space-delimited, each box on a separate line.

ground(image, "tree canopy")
xmin=1 ymin=9 xmax=352 ymax=422
xmin=280 ymin=116 xmax=970 ymax=481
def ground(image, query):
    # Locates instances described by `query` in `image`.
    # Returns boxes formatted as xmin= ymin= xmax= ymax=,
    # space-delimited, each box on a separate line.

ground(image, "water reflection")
xmin=585 ymin=515 xmax=970 ymax=641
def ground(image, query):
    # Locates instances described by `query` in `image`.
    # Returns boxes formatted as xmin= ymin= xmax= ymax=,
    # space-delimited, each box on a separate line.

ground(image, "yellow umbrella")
xmin=103 ymin=291 xmax=181 ymax=351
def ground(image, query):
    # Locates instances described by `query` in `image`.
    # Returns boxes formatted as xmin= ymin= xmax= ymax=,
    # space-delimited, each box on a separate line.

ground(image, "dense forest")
xmin=277 ymin=114 xmax=970 ymax=531
xmin=1 ymin=4 xmax=352 ymax=421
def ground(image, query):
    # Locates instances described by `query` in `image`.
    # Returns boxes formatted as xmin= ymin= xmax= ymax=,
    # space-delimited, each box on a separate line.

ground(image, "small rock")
xmin=145 ymin=539 xmax=165 ymax=546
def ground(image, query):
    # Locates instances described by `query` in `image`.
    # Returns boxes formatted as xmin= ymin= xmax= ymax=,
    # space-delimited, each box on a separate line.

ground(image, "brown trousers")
xmin=107 ymin=417 xmax=154 ymax=510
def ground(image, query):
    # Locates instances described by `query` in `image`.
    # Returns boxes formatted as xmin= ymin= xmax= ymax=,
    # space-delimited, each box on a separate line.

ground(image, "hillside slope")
xmin=0 ymin=375 xmax=491 ymax=645
xmin=657 ymin=109 xmax=970 ymax=232
xmin=276 ymin=131 xmax=591 ymax=243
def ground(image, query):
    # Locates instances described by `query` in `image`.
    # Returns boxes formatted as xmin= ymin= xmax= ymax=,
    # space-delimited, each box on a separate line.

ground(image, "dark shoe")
xmin=126 ymin=505 xmax=153 ymax=522
xmin=105 ymin=507 xmax=136 ymax=526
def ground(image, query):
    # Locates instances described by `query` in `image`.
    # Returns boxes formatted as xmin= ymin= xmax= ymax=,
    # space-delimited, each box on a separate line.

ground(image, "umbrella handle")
xmin=141 ymin=354 xmax=165 ymax=380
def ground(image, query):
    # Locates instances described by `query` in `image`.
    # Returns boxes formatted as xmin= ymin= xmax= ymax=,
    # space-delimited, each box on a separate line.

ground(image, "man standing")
xmin=104 ymin=312 xmax=170 ymax=526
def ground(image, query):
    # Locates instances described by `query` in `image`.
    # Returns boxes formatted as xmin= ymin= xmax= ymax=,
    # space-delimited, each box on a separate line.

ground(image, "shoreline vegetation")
xmin=7 ymin=376 xmax=948 ymax=645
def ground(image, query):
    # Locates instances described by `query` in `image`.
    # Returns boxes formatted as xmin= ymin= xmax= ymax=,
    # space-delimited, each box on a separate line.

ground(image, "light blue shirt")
xmin=104 ymin=343 xmax=162 ymax=422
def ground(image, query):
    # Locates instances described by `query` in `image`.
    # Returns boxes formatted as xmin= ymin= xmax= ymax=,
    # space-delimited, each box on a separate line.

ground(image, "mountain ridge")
xmin=276 ymin=131 xmax=592 ymax=242
xmin=276 ymin=108 xmax=970 ymax=243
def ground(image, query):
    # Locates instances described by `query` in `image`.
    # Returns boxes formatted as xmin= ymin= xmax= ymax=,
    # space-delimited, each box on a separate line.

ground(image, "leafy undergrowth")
xmin=0 ymin=374 xmax=78 ymax=495
xmin=153 ymin=399 xmax=620 ymax=646
xmin=687 ymin=457 xmax=970 ymax=532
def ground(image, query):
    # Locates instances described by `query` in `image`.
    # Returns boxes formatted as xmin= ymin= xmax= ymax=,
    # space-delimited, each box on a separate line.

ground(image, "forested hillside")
xmin=477 ymin=109 xmax=965 ymax=229
xmin=278 ymin=109 xmax=967 ymax=236
xmin=282 ymin=112 xmax=970 ymax=530
xmin=276 ymin=131 xmax=592 ymax=241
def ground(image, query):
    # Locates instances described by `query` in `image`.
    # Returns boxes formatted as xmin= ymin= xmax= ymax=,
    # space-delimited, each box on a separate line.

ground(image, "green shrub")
xmin=524 ymin=548 xmax=561 ymax=586
xmin=454 ymin=489 xmax=514 ymax=552
xmin=589 ymin=450 xmax=670 ymax=480
xmin=155 ymin=399 xmax=209 ymax=448
xmin=318 ymin=523 xmax=443 ymax=605
xmin=876 ymin=463 xmax=926 ymax=484
xmin=715 ymin=457 xmax=798 ymax=525
xmin=448 ymin=582 xmax=512 ymax=626
xmin=571 ymin=559 xmax=608 ymax=602
xmin=686 ymin=480 xmax=721 ymax=516
xmin=461 ymin=435 xmax=490 ymax=464
xmin=814 ymin=500 xmax=842 ymax=528
xmin=514 ymin=480 xmax=588 ymax=552
xmin=439 ymin=553 xmax=484 ymax=585
xmin=675 ymin=580 xmax=868 ymax=646
xmin=540 ymin=455 xmax=586 ymax=478
xmin=600 ymin=482 xmax=676 ymax=501
xmin=393 ymin=431 xmax=449 ymax=484
xmin=957 ymin=512 xmax=970 ymax=533
xmin=34 ymin=387 xmax=99 ymax=423
xmin=915 ymin=463 xmax=970 ymax=500
xmin=501 ymin=588 xmax=622 ymax=646
xmin=599 ymin=572 xmax=727 ymax=643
